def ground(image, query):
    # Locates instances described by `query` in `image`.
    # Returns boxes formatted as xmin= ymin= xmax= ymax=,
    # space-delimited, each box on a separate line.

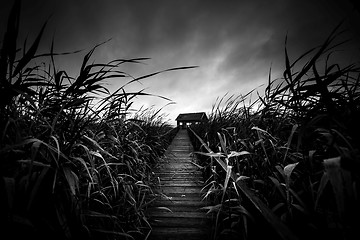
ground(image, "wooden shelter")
xmin=175 ymin=112 xmax=208 ymax=128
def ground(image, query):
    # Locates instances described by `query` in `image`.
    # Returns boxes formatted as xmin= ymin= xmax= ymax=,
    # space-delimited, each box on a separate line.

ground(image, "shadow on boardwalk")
xmin=146 ymin=129 xmax=213 ymax=240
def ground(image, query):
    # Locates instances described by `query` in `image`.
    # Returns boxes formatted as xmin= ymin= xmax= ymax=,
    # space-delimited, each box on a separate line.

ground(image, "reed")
xmin=189 ymin=21 xmax=360 ymax=240
xmin=0 ymin=1 xmax=186 ymax=239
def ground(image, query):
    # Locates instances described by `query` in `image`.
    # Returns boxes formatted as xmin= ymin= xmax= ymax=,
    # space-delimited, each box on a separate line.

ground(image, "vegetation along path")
xmin=146 ymin=129 xmax=212 ymax=240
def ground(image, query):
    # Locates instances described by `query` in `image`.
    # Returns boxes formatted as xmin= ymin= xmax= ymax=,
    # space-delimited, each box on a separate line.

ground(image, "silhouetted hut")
xmin=176 ymin=112 xmax=208 ymax=129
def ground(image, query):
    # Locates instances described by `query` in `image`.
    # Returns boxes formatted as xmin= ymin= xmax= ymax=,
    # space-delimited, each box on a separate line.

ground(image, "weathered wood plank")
xmin=148 ymin=227 xmax=210 ymax=240
xmin=156 ymin=186 xmax=203 ymax=194
xmin=146 ymin=129 xmax=212 ymax=240
xmin=156 ymin=182 xmax=204 ymax=187
xmin=153 ymin=195 xmax=206 ymax=202
xmin=151 ymin=192 xmax=205 ymax=199
xmin=148 ymin=210 xmax=209 ymax=218
xmin=156 ymin=165 xmax=199 ymax=170
xmin=151 ymin=200 xmax=207 ymax=207
xmin=154 ymin=172 xmax=202 ymax=177
xmin=153 ymin=178 xmax=202 ymax=183
xmin=149 ymin=219 xmax=209 ymax=228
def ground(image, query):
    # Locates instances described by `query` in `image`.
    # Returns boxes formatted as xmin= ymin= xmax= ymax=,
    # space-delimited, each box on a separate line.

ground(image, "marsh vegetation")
xmin=1 ymin=1 xmax=359 ymax=240
xmin=189 ymin=22 xmax=360 ymax=240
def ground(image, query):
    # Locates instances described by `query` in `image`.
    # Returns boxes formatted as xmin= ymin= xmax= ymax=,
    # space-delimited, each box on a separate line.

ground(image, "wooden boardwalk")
xmin=146 ymin=129 xmax=212 ymax=240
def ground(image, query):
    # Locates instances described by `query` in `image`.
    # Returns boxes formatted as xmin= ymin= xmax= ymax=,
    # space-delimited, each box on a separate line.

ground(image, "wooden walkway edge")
xmin=146 ymin=129 xmax=212 ymax=240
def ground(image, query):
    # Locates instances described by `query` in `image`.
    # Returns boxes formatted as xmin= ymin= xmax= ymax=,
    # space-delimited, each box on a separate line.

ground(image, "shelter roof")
xmin=175 ymin=112 xmax=208 ymax=122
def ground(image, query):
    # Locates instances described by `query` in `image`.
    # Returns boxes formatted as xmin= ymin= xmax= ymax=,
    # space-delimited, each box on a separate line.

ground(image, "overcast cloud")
xmin=1 ymin=0 xmax=360 ymax=125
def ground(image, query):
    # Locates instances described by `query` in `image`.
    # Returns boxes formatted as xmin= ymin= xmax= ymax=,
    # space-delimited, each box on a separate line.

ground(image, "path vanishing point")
xmin=146 ymin=129 xmax=212 ymax=240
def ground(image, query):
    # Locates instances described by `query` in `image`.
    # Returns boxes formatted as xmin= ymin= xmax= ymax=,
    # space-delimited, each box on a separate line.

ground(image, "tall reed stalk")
xmin=0 ymin=1 xmax=191 ymax=239
xmin=189 ymin=21 xmax=360 ymax=240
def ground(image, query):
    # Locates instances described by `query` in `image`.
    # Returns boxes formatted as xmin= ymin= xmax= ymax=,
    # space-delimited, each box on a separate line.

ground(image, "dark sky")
xmin=1 ymin=0 xmax=360 ymax=124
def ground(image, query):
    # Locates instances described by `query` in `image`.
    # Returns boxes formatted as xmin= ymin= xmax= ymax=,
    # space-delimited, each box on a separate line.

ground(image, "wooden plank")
xmin=148 ymin=227 xmax=210 ymax=240
xmin=154 ymin=195 xmax=207 ymax=202
xmin=154 ymin=172 xmax=202 ymax=177
xmin=152 ymin=200 xmax=207 ymax=207
xmin=156 ymin=186 xmax=203 ymax=194
xmin=153 ymin=193 xmax=204 ymax=199
xmin=154 ymin=167 xmax=200 ymax=170
xmin=149 ymin=219 xmax=210 ymax=228
xmin=156 ymin=182 xmax=204 ymax=187
xmin=154 ymin=177 xmax=202 ymax=182
xmin=148 ymin=210 xmax=209 ymax=218
xmin=146 ymin=129 xmax=211 ymax=240
xmin=156 ymin=164 xmax=198 ymax=169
